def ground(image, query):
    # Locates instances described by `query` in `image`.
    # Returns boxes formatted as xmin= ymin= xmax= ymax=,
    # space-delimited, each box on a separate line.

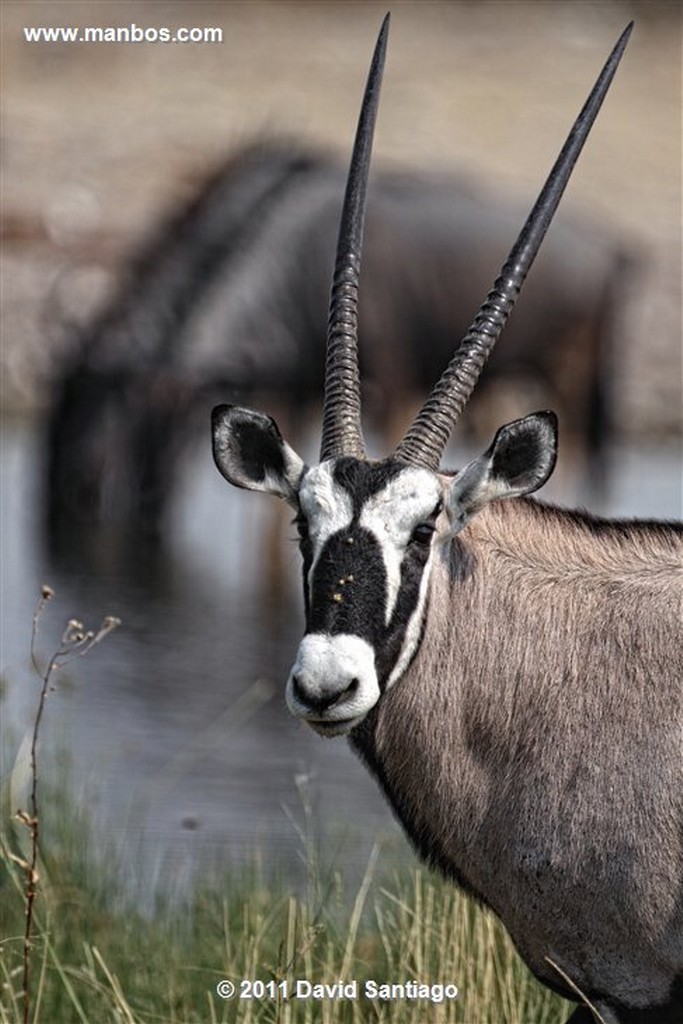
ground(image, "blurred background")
xmin=1 ymin=0 xmax=681 ymax=890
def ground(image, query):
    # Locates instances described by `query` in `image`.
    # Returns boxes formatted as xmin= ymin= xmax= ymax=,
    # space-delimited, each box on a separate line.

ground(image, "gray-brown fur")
xmin=354 ymin=496 xmax=683 ymax=1016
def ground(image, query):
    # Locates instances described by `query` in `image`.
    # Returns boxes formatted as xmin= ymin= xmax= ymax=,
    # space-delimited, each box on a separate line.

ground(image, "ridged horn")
xmin=394 ymin=22 xmax=633 ymax=470
xmin=320 ymin=13 xmax=390 ymax=462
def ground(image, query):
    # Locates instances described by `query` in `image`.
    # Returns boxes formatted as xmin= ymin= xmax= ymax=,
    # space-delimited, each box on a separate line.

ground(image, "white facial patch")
xmin=298 ymin=462 xmax=353 ymax=593
xmin=359 ymin=468 xmax=442 ymax=624
xmin=385 ymin=543 xmax=434 ymax=689
xmin=286 ymin=633 xmax=380 ymax=735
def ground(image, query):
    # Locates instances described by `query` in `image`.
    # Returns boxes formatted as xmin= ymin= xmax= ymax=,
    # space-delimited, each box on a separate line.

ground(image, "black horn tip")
xmin=619 ymin=21 xmax=635 ymax=46
xmin=393 ymin=22 xmax=633 ymax=470
xmin=320 ymin=13 xmax=390 ymax=462
xmin=604 ymin=22 xmax=634 ymax=77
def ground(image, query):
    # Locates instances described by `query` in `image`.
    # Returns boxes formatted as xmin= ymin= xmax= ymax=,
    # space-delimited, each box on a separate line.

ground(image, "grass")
xmin=0 ymin=783 xmax=573 ymax=1023
xmin=0 ymin=589 xmax=573 ymax=1023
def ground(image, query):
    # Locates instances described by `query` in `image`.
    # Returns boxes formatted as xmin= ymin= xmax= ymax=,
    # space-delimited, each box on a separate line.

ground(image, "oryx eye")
xmin=410 ymin=500 xmax=442 ymax=547
xmin=410 ymin=522 xmax=436 ymax=546
xmin=293 ymin=514 xmax=309 ymax=542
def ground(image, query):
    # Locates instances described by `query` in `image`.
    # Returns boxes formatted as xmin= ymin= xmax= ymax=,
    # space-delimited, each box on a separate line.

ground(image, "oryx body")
xmin=212 ymin=18 xmax=683 ymax=1024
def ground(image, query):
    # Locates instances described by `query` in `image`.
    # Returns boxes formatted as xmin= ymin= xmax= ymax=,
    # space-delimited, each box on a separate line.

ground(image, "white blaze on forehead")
xmin=299 ymin=462 xmax=353 ymax=546
xmin=298 ymin=462 xmax=353 ymax=593
xmin=359 ymin=468 xmax=442 ymax=624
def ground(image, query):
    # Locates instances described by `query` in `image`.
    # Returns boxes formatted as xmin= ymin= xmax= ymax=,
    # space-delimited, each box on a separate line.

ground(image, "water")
xmin=1 ymin=419 xmax=404 ymax=888
xmin=1 ymin=418 xmax=680 ymax=888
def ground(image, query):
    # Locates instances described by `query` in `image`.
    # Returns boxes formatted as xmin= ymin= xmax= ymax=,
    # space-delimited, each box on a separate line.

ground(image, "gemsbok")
xmin=212 ymin=17 xmax=682 ymax=1024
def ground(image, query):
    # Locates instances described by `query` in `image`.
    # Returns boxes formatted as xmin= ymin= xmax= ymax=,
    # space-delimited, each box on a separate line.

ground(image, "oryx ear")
xmin=212 ymin=405 xmax=305 ymax=504
xmin=447 ymin=412 xmax=558 ymax=532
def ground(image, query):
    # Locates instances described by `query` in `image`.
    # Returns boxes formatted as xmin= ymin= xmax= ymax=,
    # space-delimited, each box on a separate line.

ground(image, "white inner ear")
xmin=448 ymin=448 xmax=546 ymax=534
xmin=359 ymin=469 xmax=441 ymax=624
xmin=271 ymin=440 xmax=305 ymax=503
xmin=446 ymin=455 xmax=494 ymax=533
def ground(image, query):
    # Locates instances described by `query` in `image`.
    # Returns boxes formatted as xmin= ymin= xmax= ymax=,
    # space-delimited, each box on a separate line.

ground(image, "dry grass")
xmin=1 ymin=837 xmax=573 ymax=1023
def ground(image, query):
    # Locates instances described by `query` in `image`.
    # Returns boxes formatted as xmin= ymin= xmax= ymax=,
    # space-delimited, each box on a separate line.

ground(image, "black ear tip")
xmin=529 ymin=410 xmax=559 ymax=460
xmin=212 ymin=403 xmax=233 ymax=426
xmin=536 ymin=410 xmax=558 ymax=433
xmin=530 ymin=411 xmax=559 ymax=482
xmin=211 ymin=404 xmax=285 ymax=446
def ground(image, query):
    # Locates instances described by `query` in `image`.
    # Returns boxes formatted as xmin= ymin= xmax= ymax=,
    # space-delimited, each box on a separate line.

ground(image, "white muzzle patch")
xmin=286 ymin=633 xmax=379 ymax=737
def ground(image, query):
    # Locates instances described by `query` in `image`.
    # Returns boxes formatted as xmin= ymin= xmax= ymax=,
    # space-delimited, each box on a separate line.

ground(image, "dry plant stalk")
xmin=13 ymin=584 xmax=120 ymax=1024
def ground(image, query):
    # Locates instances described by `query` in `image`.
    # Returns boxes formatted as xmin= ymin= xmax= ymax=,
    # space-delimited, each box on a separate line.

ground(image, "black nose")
xmin=291 ymin=674 xmax=359 ymax=713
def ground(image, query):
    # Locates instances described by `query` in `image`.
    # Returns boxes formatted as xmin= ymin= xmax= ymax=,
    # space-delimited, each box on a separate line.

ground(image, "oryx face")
xmin=210 ymin=406 xmax=445 ymax=734
xmin=289 ymin=456 xmax=443 ymax=734
xmin=210 ymin=16 xmax=625 ymax=735
xmin=211 ymin=404 xmax=557 ymax=736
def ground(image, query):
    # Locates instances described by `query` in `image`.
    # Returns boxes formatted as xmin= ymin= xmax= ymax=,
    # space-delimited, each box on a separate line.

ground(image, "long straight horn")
xmin=320 ymin=14 xmax=390 ymax=462
xmin=394 ymin=22 xmax=633 ymax=470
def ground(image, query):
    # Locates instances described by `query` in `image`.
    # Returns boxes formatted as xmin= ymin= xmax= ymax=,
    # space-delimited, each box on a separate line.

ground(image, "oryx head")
xmin=212 ymin=16 xmax=631 ymax=736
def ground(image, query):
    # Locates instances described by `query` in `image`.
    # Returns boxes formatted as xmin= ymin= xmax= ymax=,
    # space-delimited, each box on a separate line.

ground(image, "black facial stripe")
xmin=332 ymin=457 xmax=406 ymax=516
xmin=300 ymin=539 xmax=313 ymax=620
xmin=307 ymin=526 xmax=387 ymax=645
